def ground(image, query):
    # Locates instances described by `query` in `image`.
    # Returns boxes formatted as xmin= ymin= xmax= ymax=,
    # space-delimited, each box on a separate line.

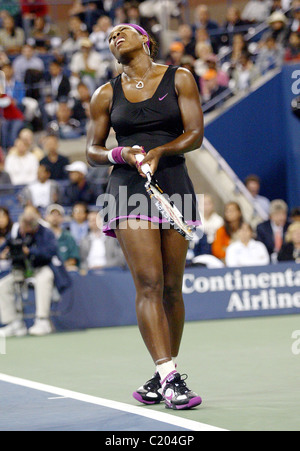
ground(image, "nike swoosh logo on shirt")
xmin=159 ymin=93 xmax=169 ymax=101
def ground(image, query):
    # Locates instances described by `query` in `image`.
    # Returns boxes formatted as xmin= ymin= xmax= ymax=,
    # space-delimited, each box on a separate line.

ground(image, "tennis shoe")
xmin=0 ymin=319 xmax=27 ymax=337
xmin=133 ymin=372 xmax=163 ymax=405
xmin=162 ymin=372 xmax=202 ymax=410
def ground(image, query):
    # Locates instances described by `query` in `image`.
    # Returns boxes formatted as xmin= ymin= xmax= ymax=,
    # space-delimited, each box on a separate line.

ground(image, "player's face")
xmin=108 ymin=25 xmax=142 ymax=59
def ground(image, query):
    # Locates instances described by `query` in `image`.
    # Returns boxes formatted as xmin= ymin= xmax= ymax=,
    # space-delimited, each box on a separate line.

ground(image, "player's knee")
xmin=163 ymin=282 xmax=182 ymax=304
xmin=136 ymin=271 xmax=164 ymax=299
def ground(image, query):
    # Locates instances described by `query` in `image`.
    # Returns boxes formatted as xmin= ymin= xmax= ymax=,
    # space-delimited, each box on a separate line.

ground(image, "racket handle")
xmin=134 ymin=150 xmax=152 ymax=180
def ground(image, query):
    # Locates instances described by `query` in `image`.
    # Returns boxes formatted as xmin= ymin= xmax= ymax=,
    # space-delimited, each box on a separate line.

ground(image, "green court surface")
xmin=1 ymin=315 xmax=300 ymax=431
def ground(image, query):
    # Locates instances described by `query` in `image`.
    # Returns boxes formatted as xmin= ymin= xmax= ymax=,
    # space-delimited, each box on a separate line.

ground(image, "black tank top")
xmin=110 ymin=66 xmax=184 ymax=158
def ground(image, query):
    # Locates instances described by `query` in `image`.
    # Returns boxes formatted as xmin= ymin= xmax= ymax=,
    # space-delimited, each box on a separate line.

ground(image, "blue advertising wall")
xmin=49 ymin=262 xmax=300 ymax=331
xmin=205 ymin=64 xmax=300 ymax=207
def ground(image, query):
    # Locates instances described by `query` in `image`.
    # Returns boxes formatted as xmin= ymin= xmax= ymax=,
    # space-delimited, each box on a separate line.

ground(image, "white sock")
xmin=156 ymin=360 xmax=177 ymax=388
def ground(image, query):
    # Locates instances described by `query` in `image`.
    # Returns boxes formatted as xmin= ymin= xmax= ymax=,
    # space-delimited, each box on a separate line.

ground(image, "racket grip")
xmin=134 ymin=151 xmax=152 ymax=179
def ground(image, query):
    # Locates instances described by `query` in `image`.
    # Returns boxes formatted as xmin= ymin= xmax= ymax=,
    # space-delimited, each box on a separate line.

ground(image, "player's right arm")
xmin=86 ymin=82 xmax=114 ymax=167
xmin=86 ymin=82 xmax=145 ymax=168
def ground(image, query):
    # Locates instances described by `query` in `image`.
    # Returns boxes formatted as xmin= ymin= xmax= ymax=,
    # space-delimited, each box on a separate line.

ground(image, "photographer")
xmin=0 ymin=210 xmax=64 ymax=337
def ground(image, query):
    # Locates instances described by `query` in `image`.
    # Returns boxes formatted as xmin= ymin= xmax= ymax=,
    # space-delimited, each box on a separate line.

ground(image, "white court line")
xmin=0 ymin=373 xmax=227 ymax=431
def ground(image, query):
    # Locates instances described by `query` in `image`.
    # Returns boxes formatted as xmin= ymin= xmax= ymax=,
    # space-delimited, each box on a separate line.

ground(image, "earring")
xmin=143 ymin=42 xmax=150 ymax=56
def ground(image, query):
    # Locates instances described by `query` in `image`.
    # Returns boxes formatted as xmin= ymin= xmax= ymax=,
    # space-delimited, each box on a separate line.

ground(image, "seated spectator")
xmin=0 ymin=207 xmax=12 ymax=240
xmin=270 ymin=0 xmax=288 ymax=14
xmin=176 ymin=23 xmax=196 ymax=58
xmin=1 ymin=62 xmax=25 ymax=110
xmin=201 ymin=193 xmax=224 ymax=245
xmin=2 ymin=62 xmax=42 ymax=131
xmin=241 ymin=0 xmax=270 ymax=23
xmin=194 ymin=27 xmax=215 ymax=55
xmin=0 ymin=209 xmax=59 ymax=337
xmin=0 ymin=13 xmax=25 ymax=56
xmin=40 ymin=134 xmax=70 ymax=181
xmin=256 ymin=36 xmax=284 ymax=75
xmin=277 ymin=221 xmax=300 ymax=263
xmin=290 ymin=207 xmax=300 ymax=222
xmin=19 ymin=163 xmax=60 ymax=209
xmin=0 ymin=206 xmax=13 ymax=272
xmin=201 ymin=54 xmax=229 ymax=90
xmin=201 ymin=69 xmax=229 ymax=111
xmin=18 ymin=128 xmax=44 ymax=162
xmin=29 ymin=15 xmax=59 ymax=52
xmin=62 ymin=161 xmax=100 ymax=206
xmin=194 ymin=42 xmax=214 ymax=77
xmin=0 ymin=50 xmax=9 ymax=68
xmin=187 ymin=229 xmax=212 ymax=265
xmin=180 ymin=55 xmax=201 ymax=91
xmin=47 ymin=101 xmax=83 ymax=140
xmin=68 ymin=201 xmax=89 ymax=245
xmin=4 ymin=138 xmax=38 ymax=185
xmin=60 ymin=15 xmax=87 ymax=57
xmin=244 ymin=174 xmax=271 ymax=220
xmin=71 ymin=82 xmax=91 ymax=131
xmin=221 ymin=6 xmax=249 ymax=47
xmin=69 ymin=0 xmax=105 ymax=33
xmin=45 ymin=60 xmax=71 ymax=102
xmin=45 ymin=204 xmax=80 ymax=271
xmin=231 ymin=49 xmax=259 ymax=92
xmin=0 ymin=152 xmax=12 ymax=185
xmin=69 ymin=37 xmax=108 ymax=94
xmin=228 ymin=33 xmax=248 ymax=71
xmin=289 ymin=1 xmax=300 ymax=33
xmin=12 ymin=43 xmax=45 ymax=83
xmin=80 ymin=210 xmax=125 ymax=271
xmin=0 ymin=0 xmax=21 ymax=24
xmin=0 ymin=93 xmax=25 ymax=152
xmin=20 ymin=0 xmax=49 ymax=38
xmin=261 ymin=11 xmax=289 ymax=47
xmin=89 ymin=14 xmax=113 ymax=59
xmin=212 ymin=201 xmax=244 ymax=261
xmin=225 ymin=222 xmax=270 ymax=267
xmin=193 ymin=4 xmax=221 ymax=53
xmin=284 ymin=31 xmax=300 ymax=61
xmin=256 ymin=199 xmax=290 ymax=261
xmin=165 ymin=41 xmax=185 ymax=66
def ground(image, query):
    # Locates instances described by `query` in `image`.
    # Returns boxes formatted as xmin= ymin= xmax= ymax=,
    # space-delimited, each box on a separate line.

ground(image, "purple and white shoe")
xmin=162 ymin=372 xmax=202 ymax=410
xmin=133 ymin=372 xmax=163 ymax=405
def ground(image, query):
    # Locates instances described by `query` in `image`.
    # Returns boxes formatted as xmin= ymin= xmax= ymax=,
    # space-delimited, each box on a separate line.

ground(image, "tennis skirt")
xmin=102 ymin=156 xmax=201 ymax=238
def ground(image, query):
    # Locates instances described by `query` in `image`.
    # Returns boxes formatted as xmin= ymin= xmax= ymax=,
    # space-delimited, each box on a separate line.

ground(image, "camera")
xmin=6 ymin=236 xmax=33 ymax=283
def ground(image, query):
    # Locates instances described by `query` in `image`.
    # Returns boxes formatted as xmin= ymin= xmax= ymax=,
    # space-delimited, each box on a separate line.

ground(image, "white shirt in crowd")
xmin=203 ymin=212 xmax=224 ymax=244
xmin=87 ymin=232 xmax=107 ymax=269
xmin=225 ymin=239 xmax=270 ymax=267
xmin=23 ymin=180 xmax=58 ymax=208
xmin=4 ymin=152 xmax=38 ymax=185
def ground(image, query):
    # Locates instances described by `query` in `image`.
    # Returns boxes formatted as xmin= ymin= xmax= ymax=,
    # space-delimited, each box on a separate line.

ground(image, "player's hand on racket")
xmin=135 ymin=149 xmax=161 ymax=179
xmin=121 ymin=146 xmax=146 ymax=168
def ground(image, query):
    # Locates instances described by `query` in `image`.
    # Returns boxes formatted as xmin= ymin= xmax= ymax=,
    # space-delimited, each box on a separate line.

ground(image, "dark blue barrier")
xmin=50 ymin=262 xmax=300 ymax=331
xmin=205 ymin=63 xmax=300 ymax=207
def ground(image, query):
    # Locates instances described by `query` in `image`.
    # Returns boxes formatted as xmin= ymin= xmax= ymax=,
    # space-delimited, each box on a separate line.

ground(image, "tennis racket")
xmin=135 ymin=152 xmax=195 ymax=241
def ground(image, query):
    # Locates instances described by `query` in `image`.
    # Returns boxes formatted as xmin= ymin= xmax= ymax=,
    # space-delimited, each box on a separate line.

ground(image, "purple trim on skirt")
xmin=103 ymin=215 xmax=202 ymax=238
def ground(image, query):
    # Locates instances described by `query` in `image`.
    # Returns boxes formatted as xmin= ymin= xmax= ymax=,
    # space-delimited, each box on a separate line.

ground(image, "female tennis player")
xmin=86 ymin=23 xmax=204 ymax=410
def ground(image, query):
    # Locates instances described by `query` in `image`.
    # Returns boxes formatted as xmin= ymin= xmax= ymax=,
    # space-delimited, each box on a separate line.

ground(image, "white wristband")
xmin=107 ymin=149 xmax=117 ymax=164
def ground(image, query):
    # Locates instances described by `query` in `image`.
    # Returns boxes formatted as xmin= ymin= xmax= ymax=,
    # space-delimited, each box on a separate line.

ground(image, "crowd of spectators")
xmin=188 ymin=191 xmax=300 ymax=269
xmin=0 ymin=0 xmax=300 ymax=336
xmin=0 ymin=1 xmax=299 ymax=144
